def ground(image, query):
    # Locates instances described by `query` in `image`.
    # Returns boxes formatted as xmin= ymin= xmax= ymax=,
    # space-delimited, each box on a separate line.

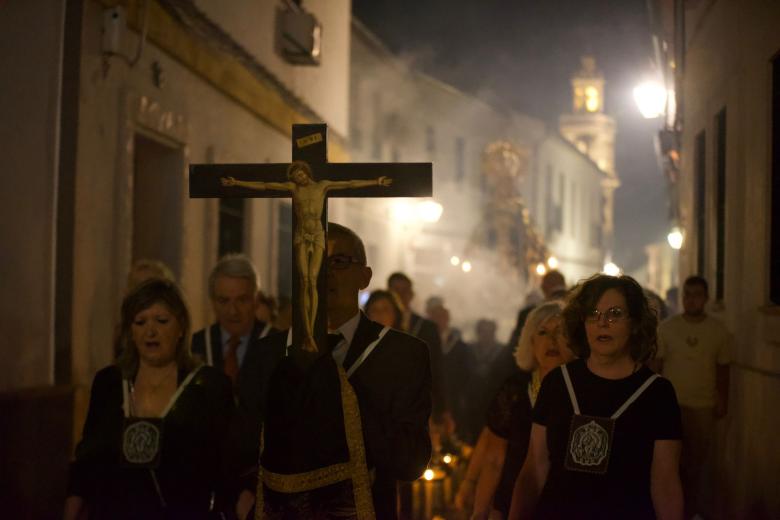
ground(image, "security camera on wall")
xmin=275 ymin=3 xmax=322 ymax=66
xmin=102 ymin=5 xmax=127 ymax=55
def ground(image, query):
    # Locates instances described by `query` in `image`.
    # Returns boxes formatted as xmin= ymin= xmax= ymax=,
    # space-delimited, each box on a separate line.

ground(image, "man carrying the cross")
xmin=221 ymin=161 xmax=392 ymax=352
xmin=235 ymin=223 xmax=432 ymax=520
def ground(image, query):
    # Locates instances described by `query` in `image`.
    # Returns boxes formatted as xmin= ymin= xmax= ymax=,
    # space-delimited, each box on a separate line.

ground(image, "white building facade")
xmin=350 ymin=21 xmax=609 ymax=337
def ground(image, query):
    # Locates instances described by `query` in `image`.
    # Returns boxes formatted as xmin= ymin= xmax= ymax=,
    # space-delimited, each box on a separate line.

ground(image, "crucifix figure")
xmin=220 ymin=161 xmax=393 ymax=351
xmin=190 ymin=123 xmax=432 ymax=353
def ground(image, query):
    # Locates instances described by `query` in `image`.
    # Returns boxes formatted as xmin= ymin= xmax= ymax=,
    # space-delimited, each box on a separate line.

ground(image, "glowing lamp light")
xmin=667 ymin=227 xmax=683 ymax=250
xmin=423 ymin=469 xmax=435 ymax=481
xmin=536 ymin=263 xmax=547 ymax=276
xmin=547 ymin=256 xmax=559 ymax=269
xmin=633 ymin=81 xmax=668 ymax=119
xmin=417 ymin=200 xmax=443 ymax=223
xmin=442 ymin=454 xmax=452 ymax=465
xmin=461 ymin=261 xmax=472 ymax=273
xmin=603 ymin=262 xmax=621 ymax=276
xmin=584 ymin=86 xmax=600 ymax=112
xmin=450 ymin=256 xmax=461 ymax=266
xmin=391 ymin=200 xmax=415 ymax=224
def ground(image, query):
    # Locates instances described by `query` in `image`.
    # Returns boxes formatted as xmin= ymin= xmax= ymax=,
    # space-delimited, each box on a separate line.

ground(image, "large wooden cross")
xmin=190 ymin=123 xmax=432 ymax=351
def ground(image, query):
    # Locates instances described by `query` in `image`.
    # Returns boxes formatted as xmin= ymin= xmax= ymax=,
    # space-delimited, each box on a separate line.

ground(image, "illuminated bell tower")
xmin=559 ymin=56 xmax=619 ymax=258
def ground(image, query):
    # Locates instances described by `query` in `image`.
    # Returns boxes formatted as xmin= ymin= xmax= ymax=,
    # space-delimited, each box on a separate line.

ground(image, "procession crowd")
xmin=64 ymin=223 xmax=729 ymax=520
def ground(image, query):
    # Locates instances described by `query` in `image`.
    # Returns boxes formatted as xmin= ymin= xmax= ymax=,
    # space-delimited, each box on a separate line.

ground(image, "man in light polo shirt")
xmin=656 ymin=275 xmax=731 ymax=518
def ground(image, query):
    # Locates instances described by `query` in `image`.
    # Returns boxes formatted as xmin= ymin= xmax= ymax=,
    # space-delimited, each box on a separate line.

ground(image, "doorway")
xmin=132 ymin=133 xmax=184 ymax=279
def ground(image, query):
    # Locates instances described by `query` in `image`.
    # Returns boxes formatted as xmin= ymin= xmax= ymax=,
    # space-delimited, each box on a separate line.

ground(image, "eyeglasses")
xmin=327 ymin=254 xmax=365 ymax=270
xmin=584 ymin=306 xmax=627 ymax=324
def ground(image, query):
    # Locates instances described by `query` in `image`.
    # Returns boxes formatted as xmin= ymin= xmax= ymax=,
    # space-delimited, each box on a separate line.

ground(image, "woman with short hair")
xmin=509 ymin=274 xmax=683 ymax=520
xmin=64 ymin=279 xmax=234 ymax=520
xmin=456 ymin=301 xmax=574 ymax=519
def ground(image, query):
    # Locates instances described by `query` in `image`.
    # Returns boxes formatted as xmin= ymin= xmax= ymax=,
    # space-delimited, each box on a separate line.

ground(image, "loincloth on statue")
xmin=293 ymin=230 xmax=325 ymax=249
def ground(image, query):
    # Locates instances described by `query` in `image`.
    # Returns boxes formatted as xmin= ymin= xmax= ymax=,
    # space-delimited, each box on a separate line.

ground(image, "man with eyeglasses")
xmin=233 ymin=222 xmax=432 ymax=520
xmin=656 ymin=275 xmax=731 ymax=518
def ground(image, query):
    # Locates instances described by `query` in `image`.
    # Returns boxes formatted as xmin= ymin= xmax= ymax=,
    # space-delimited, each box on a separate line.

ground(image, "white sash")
xmin=284 ymin=327 xmax=390 ymax=378
xmin=259 ymin=322 xmax=273 ymax=339
xmin=561 ymin=364 xmax=658 ymax=419
xmin=122 ymin=365 xmax=202 ymax=418
xmin=121 ymin=365 xmax=201 ymax=508
xmin=345 ymin=327 xmax=389 ymax=379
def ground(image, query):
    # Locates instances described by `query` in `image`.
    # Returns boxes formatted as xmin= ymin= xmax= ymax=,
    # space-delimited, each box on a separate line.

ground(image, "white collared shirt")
xmin=329 ymin=312 xmax=361 ymax=366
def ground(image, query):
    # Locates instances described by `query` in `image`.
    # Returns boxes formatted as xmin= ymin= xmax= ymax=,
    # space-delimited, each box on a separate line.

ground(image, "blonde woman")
xmin=456 ymin=301 xmax=574 ymax=519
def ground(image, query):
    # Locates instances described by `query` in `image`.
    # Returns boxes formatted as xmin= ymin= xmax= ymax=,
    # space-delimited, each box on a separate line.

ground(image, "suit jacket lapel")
xmin=342 ymin=314 xmax=383 ymax=373
xmin=409 ymin=313 xmax=424 ymax=337
xmin=249 ymin=319 xmax=264 ymax=341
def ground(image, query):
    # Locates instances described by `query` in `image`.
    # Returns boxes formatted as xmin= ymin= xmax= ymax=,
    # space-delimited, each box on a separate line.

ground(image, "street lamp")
xmin=633 ymin=81 xmax=668 ymax=119
xmin=667 ymin=226 xmax=683 ymax=250
xmin=547 ymin=256 xmax=559 ymax=269
xmin=450 ymin=255 xmax=460 ymax=266
xmin=535 ymin=263 xmax=547 ymax=276
xmin=603 ymin=262 xmax=621 ymax=276
xmin=461 ymin=261 xmax=472 ymax=273
xmin=391 ymin=199 xmax=443 ymax=224
xmin=417 ymin=200 xmax=443 ymax=223
xmin=391 ymin=200 xmax=415 ymax=224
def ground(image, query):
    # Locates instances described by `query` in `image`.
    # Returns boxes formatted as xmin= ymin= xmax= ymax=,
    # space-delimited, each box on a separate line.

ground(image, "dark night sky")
xmin=352 ymin=0 xmax=670 ymax=274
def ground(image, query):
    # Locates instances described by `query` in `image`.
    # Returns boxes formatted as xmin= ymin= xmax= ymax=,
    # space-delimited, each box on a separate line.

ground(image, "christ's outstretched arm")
xmin=221 ymin=176 xmax=293 ymax=192
xmin=324 ymin=176 xmax=393 ymax=191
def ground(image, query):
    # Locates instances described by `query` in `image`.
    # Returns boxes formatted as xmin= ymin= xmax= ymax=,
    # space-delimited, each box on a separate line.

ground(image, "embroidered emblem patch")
xmin=122 ymin=418 xmax=163 ymax=468
xmin=564 ymin=414 xmax=614 ymax=474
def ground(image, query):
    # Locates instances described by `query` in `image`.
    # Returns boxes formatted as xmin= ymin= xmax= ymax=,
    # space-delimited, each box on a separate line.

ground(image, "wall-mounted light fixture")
xmin=276 ymin=1 xmax=322 ymax=66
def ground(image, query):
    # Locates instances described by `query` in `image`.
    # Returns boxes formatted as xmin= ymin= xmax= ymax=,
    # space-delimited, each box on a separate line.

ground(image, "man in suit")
xmin=387 ymin=271 xmax=447 ymax=424
xmin=235 ymin=223 xmax=432 ymax=520
xmin=426 ymin=295 xmax=474 ymax=442
xmin=191 ymin=253 xmax=275 ymax=388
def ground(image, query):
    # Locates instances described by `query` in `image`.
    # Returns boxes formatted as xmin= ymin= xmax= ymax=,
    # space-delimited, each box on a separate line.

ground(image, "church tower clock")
xmin=559 ymin=56 xmax=619 ymax=258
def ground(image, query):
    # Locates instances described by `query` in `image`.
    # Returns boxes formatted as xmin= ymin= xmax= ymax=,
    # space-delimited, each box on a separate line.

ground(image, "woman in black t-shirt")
xmin=508 ymin=274 xmax=683 ymax=520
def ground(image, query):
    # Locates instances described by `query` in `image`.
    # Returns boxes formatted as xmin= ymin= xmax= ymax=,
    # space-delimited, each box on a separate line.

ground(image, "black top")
xmin=532 ymin=359 xmax=682 ymax=520
xmin=409 ymin=312 xmax=447 ymax=420
xmin=67 ymin=364 xmax=234 ymax=519
xmin=461 ymin=343 xmax=516 ymax=444
xmin=485 ymin=370 xmax=533 ymax=517
xmin=441 ymin=332 xmax=475 ymax=440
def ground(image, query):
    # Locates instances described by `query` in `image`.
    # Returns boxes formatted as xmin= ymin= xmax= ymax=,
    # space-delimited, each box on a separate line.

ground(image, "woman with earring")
xmin=509 ymin=274 xmax=683 ymax=520
xmin=64 ymin=279 xmax=234 ymax=519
